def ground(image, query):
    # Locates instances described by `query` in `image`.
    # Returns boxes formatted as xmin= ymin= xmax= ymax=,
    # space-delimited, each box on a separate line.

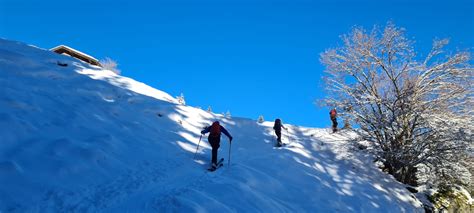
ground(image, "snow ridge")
xmin=0 ymin=38 xmax=422 ymax=212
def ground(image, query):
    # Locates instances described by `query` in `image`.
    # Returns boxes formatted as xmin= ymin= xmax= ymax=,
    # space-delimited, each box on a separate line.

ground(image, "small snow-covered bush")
xmin=176 ymin=93 xmax=185 ymax=105
xmin=257 ymin=115 xmax=264 ymax=123
xmin=343 ymin=118 xmax=351 ymax=129
xmin=100 ymin=57 xmax=120 ymax=74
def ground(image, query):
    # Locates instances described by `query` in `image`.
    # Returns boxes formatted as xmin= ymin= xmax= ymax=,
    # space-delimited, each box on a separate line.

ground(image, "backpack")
xmin=330 ymin=109 xmax=337 ymax=118
xmin=274 ymin=119 xmax=281 ymax=131
xmin=210 ymin=121 xmax=221 ymax=137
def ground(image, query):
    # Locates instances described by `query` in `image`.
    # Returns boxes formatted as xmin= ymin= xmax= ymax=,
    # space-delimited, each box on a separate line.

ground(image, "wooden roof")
xmin=50 ymin=45 xmax=102 ymax=67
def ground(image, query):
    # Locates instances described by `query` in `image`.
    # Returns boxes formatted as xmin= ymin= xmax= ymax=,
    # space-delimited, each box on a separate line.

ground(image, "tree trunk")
xmin=384 ymin=158 xmax=418 ymax=186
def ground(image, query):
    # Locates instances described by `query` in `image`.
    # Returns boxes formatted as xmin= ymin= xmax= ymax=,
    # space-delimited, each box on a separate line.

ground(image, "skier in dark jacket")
xmin=330 ymin=108 xmax=338 ymax=133
xmin=273 ymin=118 xmax=287 ymax=147
xmin=201 ymin=121 xmax=233 ymax=169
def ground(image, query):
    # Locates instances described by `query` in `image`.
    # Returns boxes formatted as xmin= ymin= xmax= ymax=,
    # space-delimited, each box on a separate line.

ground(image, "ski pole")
xmin=193 ymin=134 xmax=203 ymax=159
xmin=228 ymin=139 xmax=232 ymax=167
xmin=285 ymin=128 xmax=291 ymax=145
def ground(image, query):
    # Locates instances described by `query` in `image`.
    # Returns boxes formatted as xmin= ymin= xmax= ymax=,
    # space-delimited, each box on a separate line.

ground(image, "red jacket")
xmin=330 ymin=109 xmax=337 ymax=118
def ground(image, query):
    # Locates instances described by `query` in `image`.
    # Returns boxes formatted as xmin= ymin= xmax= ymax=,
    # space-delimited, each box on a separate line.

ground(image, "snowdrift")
xmin=0 ymin=38 xmax=423 ymax=212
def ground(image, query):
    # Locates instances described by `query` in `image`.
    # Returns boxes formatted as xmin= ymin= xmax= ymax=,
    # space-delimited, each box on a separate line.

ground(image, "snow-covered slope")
xmin=0 ymin=38 xmax=423 ymax=212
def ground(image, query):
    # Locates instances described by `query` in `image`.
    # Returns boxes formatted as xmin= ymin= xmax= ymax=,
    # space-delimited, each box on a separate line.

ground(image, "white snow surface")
xmin=0 ymin=39 xmax=423 ymax=212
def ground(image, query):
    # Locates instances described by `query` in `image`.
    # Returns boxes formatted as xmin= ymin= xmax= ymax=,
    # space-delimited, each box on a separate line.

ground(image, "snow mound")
xmin=0 ymin=38 xmax=423 ymax=212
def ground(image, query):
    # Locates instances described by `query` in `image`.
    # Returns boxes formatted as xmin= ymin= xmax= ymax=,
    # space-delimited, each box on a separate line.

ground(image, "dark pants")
xmin=208 ymin=136 xmax=220 ymax=164
xmin=331 ymin=117 xmax=338 ymax=132
xmin=275 ymin=131 xmax=282 ymax=144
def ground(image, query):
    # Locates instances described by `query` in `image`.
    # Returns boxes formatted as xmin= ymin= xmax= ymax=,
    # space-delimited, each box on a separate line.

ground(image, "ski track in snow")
xmin=0 ymin=39 xmax=423 ymax=212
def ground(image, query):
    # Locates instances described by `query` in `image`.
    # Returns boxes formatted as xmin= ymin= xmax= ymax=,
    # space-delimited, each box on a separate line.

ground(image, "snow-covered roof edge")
xmin=50 ymin=45 xmax=99 ymax=62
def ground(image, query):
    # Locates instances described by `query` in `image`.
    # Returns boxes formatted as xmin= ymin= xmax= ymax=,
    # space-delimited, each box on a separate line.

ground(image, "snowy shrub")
xmin=226 ymin=110 xmax=231 ymax=118
xmin=100 ymin=57 xmax=120 ymax=74
xmin=428 ymin=185 xmax=474 ymax=212
xmin=257 ymin=115 xmax=264 ymax=123
xmin=177 ymin=93 xmax=185 ymax=105
xmin=343 ymin=118 xmax=351 ymax=129
xmin=207 ymin=106 xmax=212 ymax=113
xmin=320 ymin=22 xmax=473 ymax=187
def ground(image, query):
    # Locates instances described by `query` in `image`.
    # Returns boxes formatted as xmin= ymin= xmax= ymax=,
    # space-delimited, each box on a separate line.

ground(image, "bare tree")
xmin=100 ymin=57 xmax=121 ymax=74
xmin=320 ymin=22 xmax=473 ymax=187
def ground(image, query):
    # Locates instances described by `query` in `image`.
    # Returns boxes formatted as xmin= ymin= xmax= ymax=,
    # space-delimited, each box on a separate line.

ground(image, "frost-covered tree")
xmin=320 ymin=22 xmax=473 ymax=186
xmin=100 ymin=57 xmax=120 ymax=74
xmin=207 ymin=106 xmax=212 ymax=113
xmin=257 ymin=115 xmax=264 ymax=123
xmin=226 ymin=110 xmax=231 ymax=118
xmin=177 ymin=93 xmax=186 ymax=105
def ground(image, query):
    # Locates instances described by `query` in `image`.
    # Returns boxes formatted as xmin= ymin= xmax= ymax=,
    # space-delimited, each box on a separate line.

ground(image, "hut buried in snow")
xmin=50 ymin=45 xmax=102 ymax=67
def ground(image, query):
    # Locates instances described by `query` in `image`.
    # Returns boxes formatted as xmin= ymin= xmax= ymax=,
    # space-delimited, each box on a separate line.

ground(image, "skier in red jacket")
xmin=201 ymin=121 xmax=233 ymax=169
xmin=330 ymin=108 xmax=338 ymax=133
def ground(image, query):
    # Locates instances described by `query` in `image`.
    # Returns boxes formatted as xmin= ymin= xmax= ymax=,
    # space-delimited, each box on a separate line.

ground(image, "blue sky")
xmin=1 ymin=0 xmax=473 ymax=127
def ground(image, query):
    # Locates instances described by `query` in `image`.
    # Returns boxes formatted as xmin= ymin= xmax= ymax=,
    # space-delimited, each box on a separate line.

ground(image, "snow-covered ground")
xmin=0 ymin=38 xmax=423 ymax=212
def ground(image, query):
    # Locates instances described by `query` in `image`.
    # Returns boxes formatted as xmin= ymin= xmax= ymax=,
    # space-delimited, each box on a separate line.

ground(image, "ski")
xmin=207 ymin=158 xmax=224 ymax=172
xmin=275 ymin=142 xmax=286 ymax=147
xmin=208 ymin=163 xmax=223 ymax=172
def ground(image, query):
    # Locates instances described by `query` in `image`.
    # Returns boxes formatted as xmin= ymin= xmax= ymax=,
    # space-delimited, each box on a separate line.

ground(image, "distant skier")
xmin=330 ymin=108 xmax=338 ymax=133
xmin=201 ymin=121 xmax=233 ymax=170
xmin=273 ymin=118 xmax=287 ymax=147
